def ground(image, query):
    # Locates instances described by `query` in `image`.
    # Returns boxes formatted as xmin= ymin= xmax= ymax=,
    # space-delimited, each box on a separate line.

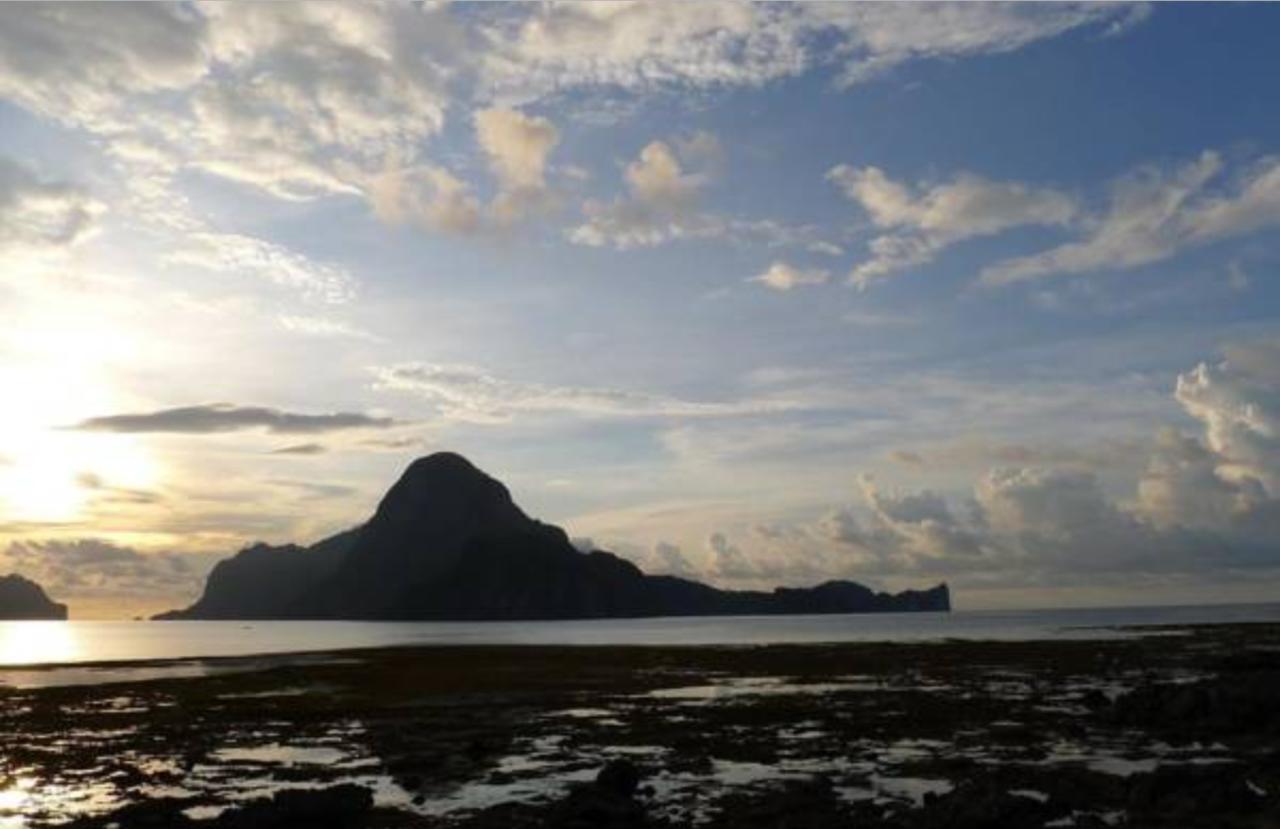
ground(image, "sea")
xmin=3 ymin=602 xmax=1280 ymax=677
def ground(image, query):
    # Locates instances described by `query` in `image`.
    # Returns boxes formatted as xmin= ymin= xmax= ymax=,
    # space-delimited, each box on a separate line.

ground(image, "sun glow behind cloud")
xmin=0 ymin=301 xmax=159 ymax=524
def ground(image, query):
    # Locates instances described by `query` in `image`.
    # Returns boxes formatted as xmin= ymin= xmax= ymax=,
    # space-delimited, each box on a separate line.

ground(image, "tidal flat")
xmin=2 ymin=624 xmax=1279 ymax=828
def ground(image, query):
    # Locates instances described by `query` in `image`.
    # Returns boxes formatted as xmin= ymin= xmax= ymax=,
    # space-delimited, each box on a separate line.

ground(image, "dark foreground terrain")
xmin=2 ymin=624 xmax=1279 ymax=828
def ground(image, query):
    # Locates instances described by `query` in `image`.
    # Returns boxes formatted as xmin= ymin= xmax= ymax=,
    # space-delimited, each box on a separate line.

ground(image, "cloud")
xmin=480 ymin=3 xmax=1137 ymax=104
xmin=360 ymin=435 xmax=427 ymax=452
xmin=370 ymin=162 xmax=484 ymax=234
xmin=377 ymin=107 xmax=564 ymax=232
xmin=749 ymin=262 xmax=830 ymax=292
xmin=190 ymin=4 xmax=457 ymax=201
xmin=373 ymin=362 xmax=784 ymax=423
xmin=0 ymin=3 xmax=208 ymax=129
xmin=74 ymin=404 xmax=395 ymax=435
xmin=0 ymin=157 xmax=105 ymax=265
xmin=656 ymin=343 xmax=1280 ymax=590
xmin=847 ymin=345 xmax=1278 ymax=579
xmin=75 ymin=473 xmax=163 ymax=507
xmin=650 ymin=540 xmax=698 ymax=577
xmin=269 ymin=443 xmax=327 ymax=456
xmin=1173 ymin=354 xmax=1278 ymax=493
xmin=0 ymin=3 xmax=1141 ymax=233
xmin=828 ymin=165 xmax=1075 ymax=287
xmin=625 ymin=140 xmax=708 ymax=207
xmin=564 ymin=133 xmax=834 ymax=253
xmin=569 ymin=136 xmax=714 ymax=249
xmin=708 ymin=531 xmax=757 ymax=579
xmin=813 ymin=3 xmax=1143 ymax=87
xmin=1136 ymin=341 xmax=1280 ymax=528
xmin=474 ymin=107 xmax=561 ymax=221
xmin=266 ymin=479 xmax=358 ymax=501
xmin=278 ymin=314 xmax=383 ymax=343
xmin=1 ymin=538 xmax=216 ymax=600
xmin=167 ymin=233 xmax=357 ymax=304
xmin=982 ymin=151 xmax=1280 ymax=285
xmin=860 ymin=477 xmax=984 ymax=559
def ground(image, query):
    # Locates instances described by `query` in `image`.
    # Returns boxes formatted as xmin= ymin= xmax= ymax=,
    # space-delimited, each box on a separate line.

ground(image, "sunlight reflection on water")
xmin=0 ymin=622 xmax=80 ymax=666
xmin=0 ymin=777 xmax=34 ymax=828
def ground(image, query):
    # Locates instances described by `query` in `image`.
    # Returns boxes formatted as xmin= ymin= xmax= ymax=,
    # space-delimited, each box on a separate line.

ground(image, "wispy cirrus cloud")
xmin=480 ymin=3 xmax=1140 ymax=104
xmin=373 ymin=362 xmax=791 ymax=424
xmin=828 ymin=164 xmax=1076 ymax=287
xmin=167 ymin=233 xmax=357 ymax=305
xmin=982 ymin=151 xmax=1280 ymax=285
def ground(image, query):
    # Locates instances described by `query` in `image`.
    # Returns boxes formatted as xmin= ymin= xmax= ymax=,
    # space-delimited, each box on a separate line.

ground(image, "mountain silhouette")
xmin=0 ymin=573 xmax=68 ymax=620
xmin=158 ymin=453 xmax=949 ymax=620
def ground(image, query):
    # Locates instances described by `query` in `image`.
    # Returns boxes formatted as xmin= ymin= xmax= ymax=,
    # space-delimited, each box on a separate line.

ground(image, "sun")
xmin=0 ymin=429 xmax=158 ymax=524
xmin=0 ymin=308 xmax=159 ymax=524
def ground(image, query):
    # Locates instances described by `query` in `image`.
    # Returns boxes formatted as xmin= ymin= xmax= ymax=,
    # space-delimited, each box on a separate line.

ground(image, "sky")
xmin=1 ymin=2 xmax=1279 ymax=619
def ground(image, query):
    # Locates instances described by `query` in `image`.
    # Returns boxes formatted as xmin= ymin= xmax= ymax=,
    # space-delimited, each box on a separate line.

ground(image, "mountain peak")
xmin=159 ymin=452 xmax=952 ymax=620
xmin=376 ymin=452 xmax=524 ymax=525
xmin=404 ymin=451 xmax=484 ymax=477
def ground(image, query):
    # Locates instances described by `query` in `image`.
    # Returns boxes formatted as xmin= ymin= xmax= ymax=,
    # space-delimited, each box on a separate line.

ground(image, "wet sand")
xmin=2 ymin=622 xmax=1279 ymax=828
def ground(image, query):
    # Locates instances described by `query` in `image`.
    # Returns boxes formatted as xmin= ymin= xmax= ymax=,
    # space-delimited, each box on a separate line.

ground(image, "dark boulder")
xmin=596 ymin=758 xmax=643 ymax=798
xmin=212 ymin=784 xmax=374 ymax=829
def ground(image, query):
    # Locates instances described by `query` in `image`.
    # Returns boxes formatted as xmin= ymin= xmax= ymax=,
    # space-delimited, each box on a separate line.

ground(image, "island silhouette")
xmin=158 ymin=452 xmax=949 ymax=620
xmin=0 ymin=573 xmax=67 ymax=620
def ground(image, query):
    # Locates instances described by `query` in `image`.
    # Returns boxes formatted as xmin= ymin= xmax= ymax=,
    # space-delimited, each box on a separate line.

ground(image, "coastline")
xmin=2 ymin=623 xmax=1279 ymax=827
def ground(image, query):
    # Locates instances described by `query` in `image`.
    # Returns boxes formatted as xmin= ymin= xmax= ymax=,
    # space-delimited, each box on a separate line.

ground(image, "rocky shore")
xmin=2 ymin=623 xmax=1279 ymax=828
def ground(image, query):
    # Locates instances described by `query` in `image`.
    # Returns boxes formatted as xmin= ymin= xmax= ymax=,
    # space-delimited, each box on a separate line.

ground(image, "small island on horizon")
xmin=156 ymin=452 xmax=950 ymax=622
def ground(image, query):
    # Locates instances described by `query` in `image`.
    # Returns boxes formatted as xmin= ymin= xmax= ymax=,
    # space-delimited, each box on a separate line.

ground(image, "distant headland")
xmin=0 ymin=573 xmax=68 ymax=620
xmin=158 ymin=452 xmax=950 ymax=621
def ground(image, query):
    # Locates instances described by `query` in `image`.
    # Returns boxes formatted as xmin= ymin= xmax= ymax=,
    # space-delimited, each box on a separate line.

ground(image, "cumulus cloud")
xmin=830 ymin=345 xmax=1279 ymax=580
xmin=749 ymin=262 xmax=830 ymax=292
xmin=370 ymin=162 xmax=483 ymax=234
xmin=673 ymin=343 xmax=1280 ymax=590
xmin=1 ymin=538 xmax=215 ymax=600
xmin=708 ymin=531 xmax=757 ymax=579
xmin=569 ymin=135 xmax=716 ymax=249
xmin=828 ymin=165 xmax=1075 ymax=287
xmin=373 ymin=362 xmax=784 ymax=423
xmin=1136 ymin=343 xmax=1280 ymax=529
xmin=474 ymin=107 xmax=561 ymax=220
xmin=650 ymin=540 xmax=698 ymax=578
xmin=74 ymin=404 xmax=395 ymax=435
xmin=860 ymin=477 xmax=984 ymax=560
xmin=565 ymin=133 xmax=835 ymax=252
xmin=375 ymin=107 xmax=565 ymax=233
xmin=1173 ymin=356 xmax=1278 ymax=492
xmin=983 ymin=151 xmax=1280 ymax=285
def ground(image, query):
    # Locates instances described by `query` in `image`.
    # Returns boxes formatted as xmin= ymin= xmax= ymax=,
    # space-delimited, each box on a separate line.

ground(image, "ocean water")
xmin=3 ymin=602 xmax=1279 ymax=671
